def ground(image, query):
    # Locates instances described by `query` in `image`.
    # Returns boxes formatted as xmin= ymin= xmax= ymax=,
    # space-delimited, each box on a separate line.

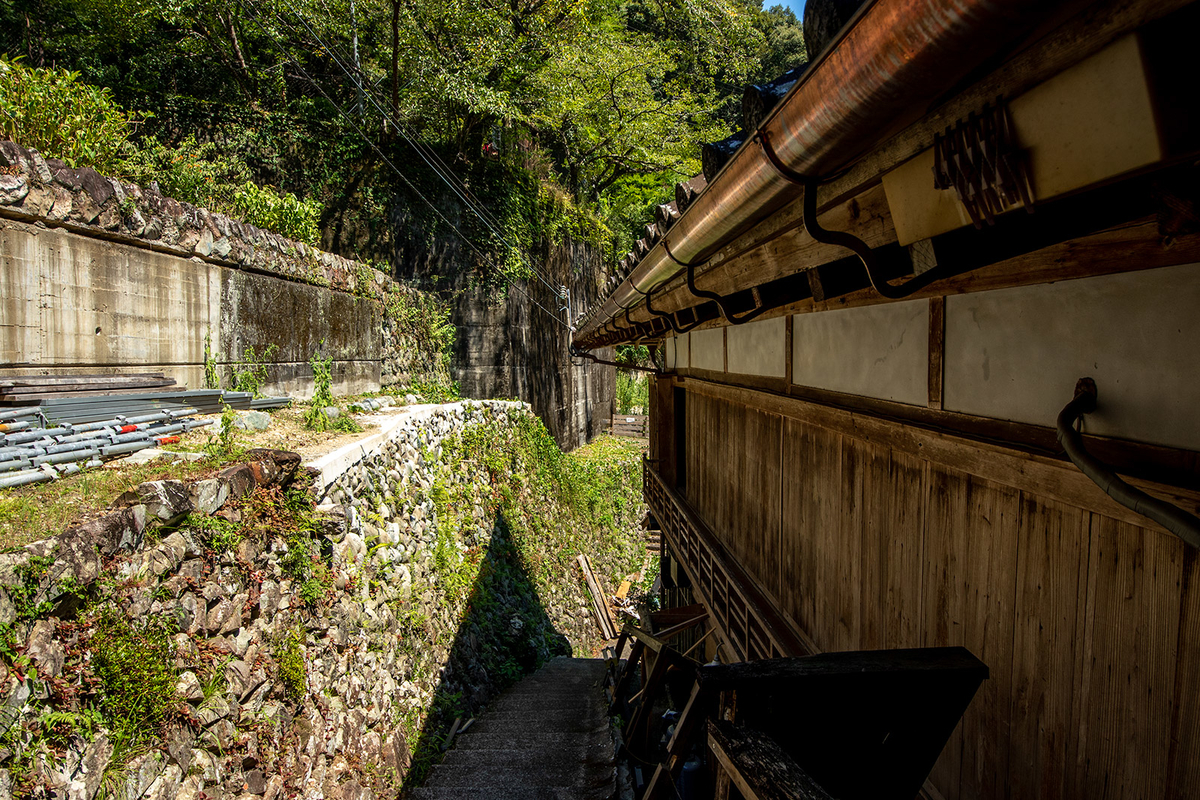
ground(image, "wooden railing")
xmin=643 ymin=459 xmax=811 ymax=661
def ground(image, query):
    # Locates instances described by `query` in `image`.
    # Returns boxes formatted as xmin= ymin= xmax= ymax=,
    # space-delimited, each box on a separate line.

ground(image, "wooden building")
xmin=575 ymin=1 xmax=1200 ymax=797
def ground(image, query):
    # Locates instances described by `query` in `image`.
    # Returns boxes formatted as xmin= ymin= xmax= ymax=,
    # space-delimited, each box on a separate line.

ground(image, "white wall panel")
xmin=944 ymin=262 xmax=1200 ymax=450
xmin=791 ymin=300 xmax=929 ymax=405
xmin=727 ymin=316 xmax=786 ymax=378
xmin=691 ymin=327 xmax=725 ymax=372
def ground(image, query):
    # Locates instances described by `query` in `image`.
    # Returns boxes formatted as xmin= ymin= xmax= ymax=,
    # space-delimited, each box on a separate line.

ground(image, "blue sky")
xmin=774 ymin=0 xmax=807 ymax=20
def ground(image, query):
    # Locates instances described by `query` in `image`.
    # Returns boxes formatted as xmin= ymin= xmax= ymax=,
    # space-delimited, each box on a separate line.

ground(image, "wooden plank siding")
xmin=670 ymin=381 xmax=1200 ymax=800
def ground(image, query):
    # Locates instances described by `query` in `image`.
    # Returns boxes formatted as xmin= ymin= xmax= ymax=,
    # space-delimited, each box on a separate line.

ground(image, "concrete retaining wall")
xmin=0 ymin=217 xmax=380 ymax=397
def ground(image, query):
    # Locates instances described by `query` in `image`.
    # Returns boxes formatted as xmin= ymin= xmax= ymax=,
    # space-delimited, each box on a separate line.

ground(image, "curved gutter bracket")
xmin=644 ymin=283 xmax=703 ymax=335
xmin=800 ymin=177 xmax=946 ymax=300
xmin=1057 ymin=378 xmax=1200 ymax=549
xmin=666 ymin=242 xmax=770 ymax=325
xmin=754 ymin=130 xmax=816 ymax=186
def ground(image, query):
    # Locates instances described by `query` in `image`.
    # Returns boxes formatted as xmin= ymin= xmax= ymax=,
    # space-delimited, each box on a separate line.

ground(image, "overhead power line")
xmin=233 ymin=0 xmax=574 ymax=330
xmin=265 ymin=0 xmax=566 ymax=297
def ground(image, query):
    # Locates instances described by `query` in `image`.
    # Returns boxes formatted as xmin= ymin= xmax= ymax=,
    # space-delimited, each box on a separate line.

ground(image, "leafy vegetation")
xmin=0 ymin=0 xmax=805 ymax=278
xmin=230 ymin=343 xmax=279 ymax=398
xmin=88 ymin=607 xmax=179 ymax=751
xmin=0 ymin=56 xmax=140 ymax=173
xmin=304 ymin=346 xmax=364 ymax=433
xmin=274 ymin=627 xmax=307 ymax=701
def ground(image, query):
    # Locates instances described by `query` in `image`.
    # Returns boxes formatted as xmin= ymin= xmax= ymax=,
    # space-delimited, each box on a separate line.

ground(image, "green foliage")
xmin=384 ymin=288 xmax=456 ymax=373
xmin=7 ymin=555 xmax=57 ymax=621
xmin=232 ymin=181 xmax=321 ymax=245
xmin=184 ymin=512 xmax=242 ymax=553
xmin=230 ymin=343 xmax=278 ymax=398
xmin=203 ymin=330 xmax=220 ymax=390
xmin=274 ymin=627 xmax=306 ymax=701
xmin=88 ymin=606 xmax=178 ymax=749
xmin=0 ymin=56 xmax=141 ymax=173
xmin=118 ymin=134 xmax=247 ymax=209
xmin=205 ymin=404 xmax=241 ymax=459
xmin=615 ymin=371 xmax=648 ymax=415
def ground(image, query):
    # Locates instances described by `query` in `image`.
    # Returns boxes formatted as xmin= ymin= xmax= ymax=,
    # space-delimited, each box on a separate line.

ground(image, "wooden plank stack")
xmin=0 ymin=373 xmax=177 ymax=400
xmin=606 ymin=414 xmax=648 ymax=438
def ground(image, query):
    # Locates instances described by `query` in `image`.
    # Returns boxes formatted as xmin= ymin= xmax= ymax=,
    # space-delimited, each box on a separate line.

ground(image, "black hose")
xmin=1057 ymin=378 xmax=1200 ymax=549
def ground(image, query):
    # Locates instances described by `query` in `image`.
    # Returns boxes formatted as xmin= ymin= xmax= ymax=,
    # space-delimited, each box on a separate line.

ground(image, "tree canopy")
xmin=0 ymin=0 xmax=805 ymax=275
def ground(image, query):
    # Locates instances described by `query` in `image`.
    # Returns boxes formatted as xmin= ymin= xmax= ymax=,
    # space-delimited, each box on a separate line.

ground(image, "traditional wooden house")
xmin=577 ymin=0 xmax=1200 ymax=797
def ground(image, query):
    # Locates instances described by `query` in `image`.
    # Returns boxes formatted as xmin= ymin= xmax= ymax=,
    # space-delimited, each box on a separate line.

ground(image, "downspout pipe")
xmin=574 ymin=0 xmax=1060 ymax=342
xmin=1057 ymin=378 xmax=1200 ymax=549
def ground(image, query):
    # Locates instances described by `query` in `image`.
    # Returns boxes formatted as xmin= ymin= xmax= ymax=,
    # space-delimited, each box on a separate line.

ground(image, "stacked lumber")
xmin=605 ymin=414 xmax=648 ymax=438
xmin=0 ymin=373 xmax=176 ymax=400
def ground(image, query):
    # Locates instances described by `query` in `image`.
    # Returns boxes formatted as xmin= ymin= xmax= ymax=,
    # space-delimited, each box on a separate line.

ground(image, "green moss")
xmin=88 ymin=606 xmax=179 ymax=750
xmin=275 ymin=627 xmax=306 ymax=702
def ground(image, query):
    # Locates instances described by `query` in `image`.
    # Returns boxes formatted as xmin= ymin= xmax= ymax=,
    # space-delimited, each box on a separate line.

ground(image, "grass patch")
xmin=0 ymin=457 xmax=225 ymax=551
xmin=274 ymin=627 xmax=306 ymax=701
xmin=88 ymin=606 xmax=179 ymax=752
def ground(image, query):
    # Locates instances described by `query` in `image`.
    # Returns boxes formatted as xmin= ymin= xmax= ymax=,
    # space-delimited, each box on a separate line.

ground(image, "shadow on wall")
xmin=399 ymin=510 xmax=571 ymax=795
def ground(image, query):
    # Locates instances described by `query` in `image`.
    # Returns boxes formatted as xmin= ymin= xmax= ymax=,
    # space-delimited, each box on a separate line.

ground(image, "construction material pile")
xmin=2 ymin=389 xmax=292 ymax=426
xmin=0 ymin=406 xmax=215 ymax=488
xmin=0 ymin=372 xmax=178 ymax=401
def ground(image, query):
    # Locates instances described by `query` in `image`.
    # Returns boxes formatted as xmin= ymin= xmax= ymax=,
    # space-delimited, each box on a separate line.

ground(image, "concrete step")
xmin=410 ymin=789 xmax=601 ymax=800
xmin=424 ymin=763 xmax=614 ymax=789
xmin=418 ymin=657 xmax=616 ymax=798
xmin=440 ymin=743 xmax=613 ymax=769
xmin=453 ymin=730 xmax=609 ymax=751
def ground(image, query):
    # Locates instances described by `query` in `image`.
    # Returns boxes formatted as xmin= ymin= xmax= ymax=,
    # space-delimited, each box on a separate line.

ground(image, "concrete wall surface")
xmin=0 ymin=218 xmax=381 ymax=397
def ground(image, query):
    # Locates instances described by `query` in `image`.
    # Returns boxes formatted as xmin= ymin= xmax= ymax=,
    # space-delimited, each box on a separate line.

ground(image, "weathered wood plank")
xmin=1167 ymin=541 xmax=1200 ymax=799
xmin=707 ymin=720 xmax=836 ymax=800
xmin=882 ymin=450 xmax=926 ymax=651
xmin=1074 ymin=517 xmax=1182 ymax=799
xmin=928 ymin=296 xmax=945 ymax=410
xmin=780 ymin=418 xmax=841 ymax=648
xmin=686 ymin=377 xmax=1200 ymax=535
xmin=1007 ymin=495 xmax=1090 ymax=799
xmin=924 ymin=467 xmax=1019 ymax=800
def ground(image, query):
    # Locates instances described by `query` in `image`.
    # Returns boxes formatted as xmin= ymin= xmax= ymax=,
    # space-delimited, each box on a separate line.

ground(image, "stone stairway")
xmin=412 ymin=657 xmax=617 ymax=800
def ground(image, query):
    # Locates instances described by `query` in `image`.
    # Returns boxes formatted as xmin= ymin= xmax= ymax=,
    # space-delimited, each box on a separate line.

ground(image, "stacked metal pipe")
xmin=0 ymin=408 xmax=213 ymax=489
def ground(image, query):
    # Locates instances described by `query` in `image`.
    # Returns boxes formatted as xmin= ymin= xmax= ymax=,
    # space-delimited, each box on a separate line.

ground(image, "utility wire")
xmin=264 ymin=0 xmax=565 ymax=297
xmin=236 ymin=0 xmax=573 ymax=329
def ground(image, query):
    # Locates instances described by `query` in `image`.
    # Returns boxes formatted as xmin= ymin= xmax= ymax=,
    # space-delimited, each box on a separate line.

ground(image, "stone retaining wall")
xmin=0 ymin=402 xmax=639 ymax=799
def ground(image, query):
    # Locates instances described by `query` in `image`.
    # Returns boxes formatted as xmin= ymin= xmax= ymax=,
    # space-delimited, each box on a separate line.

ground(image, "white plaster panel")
xmin=691 ymin=327 xmax=725 ymax=372
xmin=727 ymin=316 xmax=786 ymax=378
xmin=944 ymin=263 xmax=1200 ymax=450
xmin=791 ymin=300 xmax=929 ymax=405
xmin=665 ymin=334 xmax=689 ymax=370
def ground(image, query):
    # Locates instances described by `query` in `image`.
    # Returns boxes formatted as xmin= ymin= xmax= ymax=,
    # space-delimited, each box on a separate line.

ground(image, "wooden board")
xmin=1007 ymin=495 xmax=1090 ymax=799
xmin=780 ymin=418 xmax=841 ymax=649
xmin=1074 ymin=517 xmax=1182 ymax=799
xmin=922 ymin=468 xmax=1019 ymax=800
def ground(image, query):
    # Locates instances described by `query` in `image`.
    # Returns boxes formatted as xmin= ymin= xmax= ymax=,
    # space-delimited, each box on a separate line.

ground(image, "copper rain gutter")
xmin=572 ymin=0 xmax=1061 ymax=344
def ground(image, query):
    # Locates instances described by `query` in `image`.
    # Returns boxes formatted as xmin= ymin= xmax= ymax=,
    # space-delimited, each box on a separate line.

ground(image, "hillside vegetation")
xmin=0 ymin=0 xmax=804 ymax=282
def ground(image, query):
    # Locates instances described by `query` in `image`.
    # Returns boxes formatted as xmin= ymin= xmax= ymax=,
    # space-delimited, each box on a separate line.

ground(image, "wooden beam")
xmin=928 ymin=296 xmax=945 ymax=410
xmin=708 ymin=720 xmax=837 ymax=800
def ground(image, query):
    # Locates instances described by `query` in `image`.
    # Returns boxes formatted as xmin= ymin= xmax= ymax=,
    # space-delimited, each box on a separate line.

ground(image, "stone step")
xmin=410 ymin=788 xmax=599 ymax=800
xmin=440 ymin=743 xmax=612 ymax=769
xmin=423 ymin=763 xmax=615 ymax=790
